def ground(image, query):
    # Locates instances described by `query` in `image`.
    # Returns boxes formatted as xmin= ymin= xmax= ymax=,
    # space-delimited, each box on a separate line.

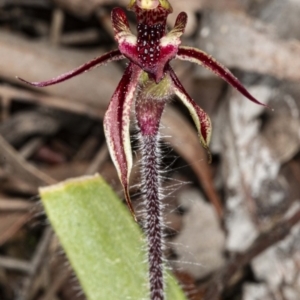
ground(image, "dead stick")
xmin=204 ymin=208 xmax=300 ymax=300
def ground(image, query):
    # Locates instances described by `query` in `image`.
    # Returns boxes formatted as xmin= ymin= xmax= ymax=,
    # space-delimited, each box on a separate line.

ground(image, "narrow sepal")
xmin=168 ymin=66 xmax=212 ymax=162
xmin=103 ymin=63 xmax=142 ymax=220
xmin=17 ymin=50 xmax=124 ymax=87
xmin=177 ymin=46 xmax=267 ymax=107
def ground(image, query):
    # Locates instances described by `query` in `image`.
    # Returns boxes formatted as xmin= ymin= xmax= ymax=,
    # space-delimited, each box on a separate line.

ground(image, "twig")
xmin=50 ymin=8 xmax=65 ymax=46
xmin=0 ymin=198 xmax=33 ymax=211
xmin=0 ymin=134 xmax=56 ymax=189
xmin=0 ymin=212 xmax=32 ymax=246
xmin=41 ymin=268 xmax=72 ymax=300
xmin=19 ymin=227 xmax=53 ymax=300
xmin=19 ymin=138 xmax=44 ymax=159
xmin=85 ymin=143 xmax=108 ymax=175
xmin=0 ymin=86 xmax=105 ymax=120
xmin=0 ymin=95 xmax=10 ymax=122
xmin=203 ymin=208 xmax=300 ymax=300
xmin=0 ymin=255 xmax=31 ymax=273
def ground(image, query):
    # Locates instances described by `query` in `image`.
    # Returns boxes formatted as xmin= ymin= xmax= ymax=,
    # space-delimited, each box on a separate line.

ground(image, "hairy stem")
xmin=140 ymin=133 xmax=164 ymax=300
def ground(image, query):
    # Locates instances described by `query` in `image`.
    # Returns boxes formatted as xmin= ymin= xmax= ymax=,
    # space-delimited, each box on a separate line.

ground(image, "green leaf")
xmin=39 ymin=174 xmax=186 ymax=300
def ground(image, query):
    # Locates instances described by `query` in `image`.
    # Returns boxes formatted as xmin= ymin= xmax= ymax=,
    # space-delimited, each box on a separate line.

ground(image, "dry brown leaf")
xmin=0 ymin=31 xmax=121 ymax=109
xmin=172 ymin=188 xmax=225 ymax=279
xmin=0 ymin=86 xmax=105 ymax=120
xmin=198 ymin=10 xmax=300 ymax=81
xmin=161 ymin=106 xmax=223 ymax=217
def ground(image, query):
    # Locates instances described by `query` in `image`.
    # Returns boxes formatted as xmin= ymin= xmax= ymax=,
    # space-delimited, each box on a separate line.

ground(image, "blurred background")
xmin=0 ymin=0 xmax=300 ymax=299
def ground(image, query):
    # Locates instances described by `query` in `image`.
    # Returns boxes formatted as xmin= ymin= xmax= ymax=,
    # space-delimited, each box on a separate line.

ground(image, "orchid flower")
xmin=18 ymin=0 xmax=266 ymax=299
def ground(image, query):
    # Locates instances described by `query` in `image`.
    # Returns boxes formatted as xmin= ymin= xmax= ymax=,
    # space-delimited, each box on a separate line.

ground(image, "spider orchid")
xmin=18 ymin=0 xmax=266 ymax=299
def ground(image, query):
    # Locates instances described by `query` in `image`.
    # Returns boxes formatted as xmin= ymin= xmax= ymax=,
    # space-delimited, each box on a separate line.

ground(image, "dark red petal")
xmin=177 ymin=46 xmax=267 ymax=107
xmin=171 ymin=11 xmax=187 ymax=35
xmin=111 ymin=7 xmax=131 ymax=36
xmin=111 ymin=7 xmax=138 ymax=68
xmin=168 ymin=66 xmax=212 ymax=162
xmin=103 ymin=63 xmax=142 ymax=220
xmin=17 ymin=49 xmax=124 ymax=87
